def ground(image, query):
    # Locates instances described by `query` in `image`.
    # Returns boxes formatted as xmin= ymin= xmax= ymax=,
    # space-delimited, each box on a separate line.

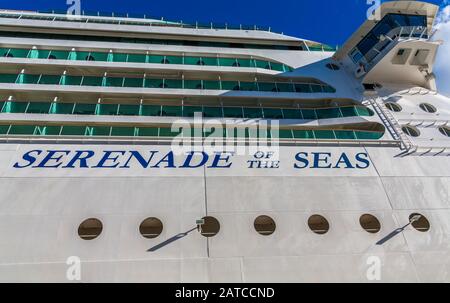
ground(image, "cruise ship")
xmin=0 ymin=0 xmax=449 ymax=283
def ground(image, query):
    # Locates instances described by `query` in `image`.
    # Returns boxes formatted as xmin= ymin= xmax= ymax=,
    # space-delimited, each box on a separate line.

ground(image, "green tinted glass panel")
xmin=0 ymin=102 xmax=4 ymax=112
xmin=73 ymin=103 xmax=97 ymax=115
xmin=184 ymin=57 xmax=202 ymax=65
xmin=255 ymin=60 xmax=271 ymax=69
xmin=263 ymin=108 xmax=283 ymax=119
xmin=301 ymin=109 xmax=316 ymax=120
xmin=90 ymin=126 xmax=111 ymax=136
xmin=184 ymin=80 xmax=203 ymax=89
xmin=161 ymin=106 xmax=182 ymax=117
xmin=293 ymin=130 xmax=315 ymax=139
xmin=137 ymin=127 xmax=159 ymax=137
xmin=311 ymin=84 xmax=323 ymax=93
xmin=235 ymin=58 xmax=252 ymax=68
xmin=164 ymin=79 xmax=183 ymax=89
xmin=148 ymin=55 xmax=165 ymax=64
xmin=97 ymin=104 xmax=118 ymax=115
xmin=316 ymin=108 xmax=342 ymax=119
xmin=258 ymin=82 xmax=277 ymax=92
xmin=294 ymin=83 xmax=311 ymax=93
xmin=90 ymin=52 xmax=109 ymax=61
xmin=276 ymin=83 xmax=295 ymax=92
xmin=282 ymin=109 xmax=302 ymax=119
xmin=35 ymin=126 xmax=61 ymax=136
xmin=62 ymin=76 xmax=82 ymax=86
xmin=51 ymin=103 xmax=74 ymax=114
xmin=323 ymin=85 xmax=336 ymax=93
xmin=314 ymin=130 xmax=336 ymax=139
xmin=183 ymin=106 xmax=203 ymax=117
xmin=223 ymin=107 xmax=243 ymax=118
xmin=243 ymin=108 xmax=263 ymax=118
xmin=270 ymin=62 xmax=285 ymax=72
xmin=334 ymin=130 xmax=357 ymax=140
xmin=340 ymin=106 xmax=358 ymax=117
xmin=123 ymin=77 xmax=143 ymax=87
xmin=105 ymin=77 xmax=124 ymax=87
xmin=0 ymin=125 xmax=9 ymax=134
xmin=219 ymin=58 xmax=237 ymax=67
xmin=165 ymin=56 xmax=183 ymax=64
xmin=118 ymin=104 xmax=140 ymax=116
xmin=240 ymin=82 xmax=258 ymax=91
xmin=159 ymin=127 xmax=181 ymax=137
xmin=18 ymin=74 xmax=40 ymax=84
xmin=141 ymin=105 xmax=162 ymax=116
xmin=272 ymin=129 xmax=293 ymax=139
xmin=48 ymin=50 xmax=70 ymax=60
xmin=38 ymin=75 xmax=61 ymax=85
xmin=355 ymin=106 xmax=373 ymax=116
xmin=111 ymin=127 xmax=136 ymax=136
xmin=221 ymin=81 xmax=240 ymax=90
xmin=0 ymin=74 xmax=18 ymax=83
xmin=34 ymin=49 xmax=51 ymax=59
xmin=81 ymin=77 xmax=103 ymax=86
xmin=26 ymin=102 xmax=51 ymax=114
xmin=202 ymin=57 xmax=218 ymax=66
xmin=9 ymin=125 xmax=36 ymax=135
xmin=2 ymin=101 xmax=28 ymax=113
xmin=203 ymin=107 xmax=223 ymax=118
xmin=113 ymin=53 xmax=128 ymax=62
xmin=203 ymin=81 xmax=221 ymax=90
xmin=355 ymin=131 xmax=383 ymax=140
xmin=144 ymin=78 xmax=164 ymax=88
xmin=7 ymin=48 xmax=30 ymax=58
xmin=126 ymin=54 xmax=146 ymax=63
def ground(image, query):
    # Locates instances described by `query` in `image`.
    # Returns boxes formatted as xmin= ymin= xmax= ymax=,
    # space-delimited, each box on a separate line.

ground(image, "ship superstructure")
xmin=0 ymin=1 xmax=449 ymax=282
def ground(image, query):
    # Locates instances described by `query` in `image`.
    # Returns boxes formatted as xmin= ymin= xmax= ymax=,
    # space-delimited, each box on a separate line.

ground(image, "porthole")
xmin=78 ymin=218 xmax=103 ymax=240
xmin=326 ymin=63 xmax=340 ymax=70
xmin=308 ymin=214 xmax=330 ymax=235
xmin=254 ymin=215 xmax=276 ymax=236
xmin=402 ymin=125 xmax=420 ymax=137
xmin=139 ymin=217 xmax=163 ymax=239
xmin=385 ymin=102 xmax=402 ymax=112
xmin=419 ymin=103 xmax=437 ymax=113
xmin=438 ymin=126 xmax=450 ymax=137
xmin=200 ymin=216 xmax=220 ymax=237
xmin=409 ymin=213 xmax=430 ymax=232
xmin=359 ymin=214 xmax=381 ymax=233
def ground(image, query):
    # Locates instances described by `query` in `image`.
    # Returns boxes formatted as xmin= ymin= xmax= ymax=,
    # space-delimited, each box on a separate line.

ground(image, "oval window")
xmin=139 ymin=217 xmax=163 ymax=239
xmin=402 ymin=125 xmax=420 ymax=137
xmin=78 ymin=218 xmax=103 ymax=240
xmin=409 ymin=213 xmax=430 ymax=232
xmin=359 ymin=214 xmax=381 ymax=233
xmin=200 ymin=216 xmax=220 ymax=237
xmin=254 ymin=215 xmax=276 ymax=236
xmin=308 ymin=214 xmax=330 ymax=235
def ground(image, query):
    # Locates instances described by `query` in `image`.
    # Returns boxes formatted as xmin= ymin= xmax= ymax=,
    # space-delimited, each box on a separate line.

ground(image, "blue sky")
xmin=0 ymin=0 xmax=444 ymax=46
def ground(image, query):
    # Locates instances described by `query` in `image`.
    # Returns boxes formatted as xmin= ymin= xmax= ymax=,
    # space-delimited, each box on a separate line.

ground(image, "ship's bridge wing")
xmin=334 ymin=1 xmax=438 ymax=61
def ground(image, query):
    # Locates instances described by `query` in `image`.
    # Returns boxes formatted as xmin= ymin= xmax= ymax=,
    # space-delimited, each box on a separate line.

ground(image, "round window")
xmin=419 ymin=103 xmax=437 ymax=113
xmin=438 ymin=126 xmax=450 ymax=137
xmin=402 ymin=125 xmax=420 ymax=137
xmin=200 ymin=216 xmax=220 ymax=237
xmin=409 ymin=213 xmax=430 ymax=232
xmin=78 ymin=218 xmax=103 ymax=240
xmin=139 ymin=217 xmax=163 ymax=239
xmin=308 ymin=215 xmax=330 ymax=235
xmin=385 ymin=102 xmax=402 ymax=112
xmin=254 ymin=215 xmax=276 ymax=236
xmin=359 ymin=214 xmax=381 ymax=233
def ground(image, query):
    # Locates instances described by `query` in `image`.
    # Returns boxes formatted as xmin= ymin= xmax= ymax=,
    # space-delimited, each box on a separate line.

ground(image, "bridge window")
xmin=254 ymin=215 xmax=276 ymax=236
xmin=409 ymin=213 xmax=430 ymax=232
xmin=359 ymin=214 xmax=381 ymax=233
xmin=139 ymin=217 xmax=163 ymax=239
xmin=308 ymin=215 xmax=330 ymax=235
xmin=78 ymin=218 xmax=103 ymax=240
xmin=402 ymin=125 xmax=420 ymax=137
xmin=200 ymin=216 xmax=220 ymax=237
xmin=419 ymin=103 xmax=437 ymax=113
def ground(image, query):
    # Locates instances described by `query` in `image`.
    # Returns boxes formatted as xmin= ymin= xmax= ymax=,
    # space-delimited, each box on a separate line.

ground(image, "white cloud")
xmin=433 ymin=3 xmax=450 ymax=96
